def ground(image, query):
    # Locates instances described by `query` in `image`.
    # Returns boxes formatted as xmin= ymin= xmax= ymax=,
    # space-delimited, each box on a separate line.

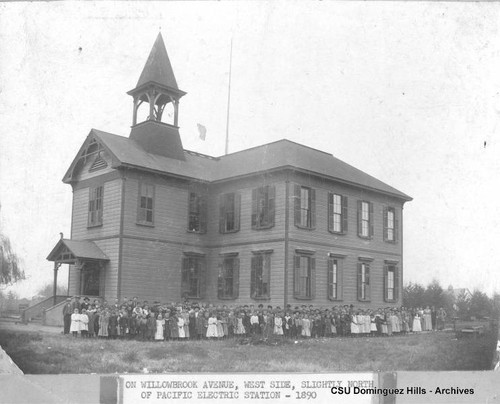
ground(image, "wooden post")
xmin=53 ymin=262 xmax=58 ymax=306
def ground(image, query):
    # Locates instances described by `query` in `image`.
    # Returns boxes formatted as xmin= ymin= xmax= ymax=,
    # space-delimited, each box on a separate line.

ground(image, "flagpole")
xmin=225 ymin=37 xmax=233 ymax=155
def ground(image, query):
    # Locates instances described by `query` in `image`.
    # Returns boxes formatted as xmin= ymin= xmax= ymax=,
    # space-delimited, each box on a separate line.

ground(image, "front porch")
xmin=46 ymin=237 xmax=109 ymax=304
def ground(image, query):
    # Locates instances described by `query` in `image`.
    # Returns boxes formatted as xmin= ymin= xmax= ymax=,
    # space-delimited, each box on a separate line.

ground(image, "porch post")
xmin=53 ymin=262 xmax=58 ymax=306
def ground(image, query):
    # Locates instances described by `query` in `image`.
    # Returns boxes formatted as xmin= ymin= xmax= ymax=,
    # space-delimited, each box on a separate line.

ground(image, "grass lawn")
xmin=0 ymin=326 xmax=496 ymax=374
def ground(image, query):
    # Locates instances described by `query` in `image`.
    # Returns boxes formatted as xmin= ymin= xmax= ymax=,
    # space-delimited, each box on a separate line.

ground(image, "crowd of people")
xmin=61 ymin=296 xmax=448 ymax=340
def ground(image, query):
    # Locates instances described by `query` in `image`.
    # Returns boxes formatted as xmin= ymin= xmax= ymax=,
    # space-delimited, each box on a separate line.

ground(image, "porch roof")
xmin=47 ymin=239 xmax=109 ymax=263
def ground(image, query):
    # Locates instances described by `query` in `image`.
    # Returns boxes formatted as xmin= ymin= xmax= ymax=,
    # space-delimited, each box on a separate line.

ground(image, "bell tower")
xmin=127 ymin=33 xmax=186 ymax=160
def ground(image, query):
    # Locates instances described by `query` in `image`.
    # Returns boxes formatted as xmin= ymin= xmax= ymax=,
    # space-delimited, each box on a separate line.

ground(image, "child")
xmin=108 ymin=310 xmax=118 ymax=339
xmin=155 ymin=314 xmax=165 ymax=341
xmin=177 ymin=313 xmax=186 ymax=339
xmin=80 ymin=309 xmax=89 ymax=338
xmin=98 ymin=309 xmax=109 ymax=338
xmin=146 ymin=313 xmax=157 ymax=341
xmin=206 ymin=312 xmax=218 ymax=339
xmin=274 ymin=313 xmax=284 ymax=336
xmin=70 ymin=308 xmax=80 ymax=337
xmin=250 ymin=311 xmax=260 ymax=335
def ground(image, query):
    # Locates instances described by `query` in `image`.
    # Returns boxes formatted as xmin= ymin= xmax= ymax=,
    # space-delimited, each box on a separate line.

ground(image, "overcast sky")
xmin=1 ymin=1 xmax=499 ymax=298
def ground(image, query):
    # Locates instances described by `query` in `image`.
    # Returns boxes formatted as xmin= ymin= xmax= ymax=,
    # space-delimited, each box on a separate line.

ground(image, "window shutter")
xmin=294 ymin=185 xmax=301 ymax=226
xmin=357 ymin=200 xmax=362 ymax=236
xmin=357 ymin=263 xmax=362 ymax=300
xmin=327 ymin=193 xmax=333 ymax=232
xmin=198 ymin=259 xmax=207 ymax=299
xmin=186 ymin=191 xmax=192 ymax=230
xmin=310 ymin=188 xmax=316 ymax=229
xmin=394 ymin=210 xmax=399 ymax=243
xmin=383 ymin=265 xmax=388 ymax=302
xmin=365 ymin=265 xmax=371 ymax=300
xmin=251 ymin=188 xmax=257 ymax=228
xmin=383 ymin=207 xmax=388 ymax=241
xmin=250 ymin=257 xmax=257 ymax=298
xmin=264 ymin=254 xmax=271 ymax=298
xmin=310 ymin=257 xmax=316 ymax=299
xmin=181 ymin=258 xmax=189 ymax=298
xmin=327 ymin=259 xmax=333 ymax=300
xmin=219 ymin=195 xmax=225 ymax=233
xmin=342 ymin=195 xmax=348 ymax=233
xmin=338 ymin=259 xmax=343 ymax=300
xmin=369 ymin=202 xmax=374 ymax=238
xmin=233 ymin=258 xmax=240 ymax=299
xmin=268 ymin=185 xmax=276 ymax=227
xmin=200 ymin=195 xmax=207 ymax=233
xmin=293 ymin=256 xmax=301 ymax=297
xmin=234 ymin=193 xmax=241 ymax=231
xmin=394 ymin=266 xmax=399 ymax=302
xmin=217 ymin=262 xmax=224 ymax=299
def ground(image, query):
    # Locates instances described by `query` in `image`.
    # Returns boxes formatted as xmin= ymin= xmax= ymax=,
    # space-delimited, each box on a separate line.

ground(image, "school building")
xmin=47 ymin=33 xmax=412 ymax=309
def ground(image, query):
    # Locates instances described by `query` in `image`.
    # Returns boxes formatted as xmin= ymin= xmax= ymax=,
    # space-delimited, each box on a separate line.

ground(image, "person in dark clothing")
xmin=62 ymin=298 xmax=72 ymax=334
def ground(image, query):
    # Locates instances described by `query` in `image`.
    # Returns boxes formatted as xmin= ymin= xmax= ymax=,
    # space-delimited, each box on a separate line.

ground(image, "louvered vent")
xmin=89 ymin=154 xmax=108 ymax=172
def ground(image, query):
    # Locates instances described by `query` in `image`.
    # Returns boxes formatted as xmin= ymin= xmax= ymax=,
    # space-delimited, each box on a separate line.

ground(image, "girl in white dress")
xmin=177 ymin=315 xmax=186 ymax=339
xmin=412 ymin=313 xmax=422 ymax=332
xmin=79 ymin=309 xmax=89 ymax=337
xmin=301 ymin=314 xmax=311 ymax=338
xmin=70 ymin=308 xmax=80 ymax=337
xmin=155 ymin=314 xmax=165 ymax=341
xmin=206 ymin=313 xmax=218 ymax=338
xmin=274 ymin=314 xmax=283 ymax=336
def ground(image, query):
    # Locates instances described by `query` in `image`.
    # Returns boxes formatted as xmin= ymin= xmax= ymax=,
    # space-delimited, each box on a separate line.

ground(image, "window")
xmin=181 ymin=255 xmax=206 ymax=299
xmin=357 ymin=200 xmax=373 ymax=238
xmin=88 ymin=186 xmax=103 ymax=227
xmin=357 ymin=262 xmax=371 ymax=301
xmin=251 ymin=252 xmax=272 ymax=299
xmin=188 ymin=191 xmax=207 ymax=233
xmin=251 ymin=185 xmax=275 ymax=229
xmin=294 ymin=185 xmax=316 ymax=229
xmin=293 ymin=252 xmax=316 ymax=299
xmin=328 ymin=193 xmax=348 ymax=233
xmin=384 ymin=207 xmax=398 ymax=243
xmin=384 ymin=264 xmax=399 ymax=302
xmin=219 ymin=193 xmax=241 ymax=233
xmin=327 ymin=257 xmax=343 ymax=300
xmin=137 ymin=183 xmax=154 ymax=225
xmin=218 ymin=255 xmax=240 ymax=299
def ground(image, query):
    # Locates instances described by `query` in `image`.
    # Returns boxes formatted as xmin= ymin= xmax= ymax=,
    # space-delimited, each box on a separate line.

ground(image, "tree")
xmin=0 ymin=233 xmax=24 ymax=287
xmin=34 ymin=283 xmax=68 ymax=300
xmin=468 ymin=290 xmax=492 ymax=319
xmin=403 ymin=282 xmax=426 ymax=308
xmin=455 ymin=290 xmax=471 ymax=320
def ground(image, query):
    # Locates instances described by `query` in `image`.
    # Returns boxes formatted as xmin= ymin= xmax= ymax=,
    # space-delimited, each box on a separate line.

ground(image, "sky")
xmin=0 ymin=1 xmax=499 ymax=298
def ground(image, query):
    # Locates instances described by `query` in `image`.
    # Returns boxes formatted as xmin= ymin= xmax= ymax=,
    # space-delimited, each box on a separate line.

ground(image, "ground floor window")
xmin=357 ymin=262 xmax=371 ymax=301
xmin=218 ymin=255 xmax=240 ymax=299
xmin=294 ymin=252 xmax=316 ymax=299
xmin=384 ymin=264 xmax=399 ymax=302
xmin=251 ymin=252 xmax=271 ymax=299
xmin=182 ymin=255 xmax=205 ymax=299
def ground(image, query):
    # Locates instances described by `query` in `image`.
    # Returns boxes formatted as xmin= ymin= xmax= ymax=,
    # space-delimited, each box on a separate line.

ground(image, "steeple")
xmin=127 ymin=33 xmax=186 ymax=127
xmin=127 ymin=33 xmax=186 ymax=161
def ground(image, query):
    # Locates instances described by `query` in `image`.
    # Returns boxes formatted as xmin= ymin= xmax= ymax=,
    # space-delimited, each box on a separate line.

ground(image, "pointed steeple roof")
xmin=136 ymin=33 xmax=179 ymax=90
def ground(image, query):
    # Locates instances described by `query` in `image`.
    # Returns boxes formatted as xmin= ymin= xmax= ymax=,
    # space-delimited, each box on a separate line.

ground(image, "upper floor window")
xmin=251 ymin=185 xmax=275 ymax=229
xmin=357 ymin=261 xmax=371 ymax=301
xmin=88 ymin=186 xmax=103 ymax=227
xmin=188 ymin=191 xmax=207 ymax=233
xmin=251 ymin=251 xmax=272 ymax=300
xmin=181 ymin=255 xmax=206 ymax=299
xmin=327 ymin=257 xmax=343 ymax=301
xmin=293 ymin=251 xmax=316 ymax=300
xmin=294 ymin=185 xmax=316 ymax=229
xmin=219 ymin=193 xmax=241 ymax=233
xmin=218 ymin=254 xmax=240 ymax=299
xmin=137 ymin=183 xmax=154 ymax=225
xmin=384 ymin=207 xmax=398 ymax=243
xmin=384 ymin=264 xmax=399 ymax=302
xmin=328 ymin=193 xmax=348 ymax=234
xmin=357 ymin=200 xmax=373 ymax=238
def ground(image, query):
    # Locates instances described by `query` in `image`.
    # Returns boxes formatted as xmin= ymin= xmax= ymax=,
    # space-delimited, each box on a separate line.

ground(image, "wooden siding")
xmin=71 ymin=178 xmax=122 ymax=240
xmin=120 ymin=237 xmax=186 ymax=303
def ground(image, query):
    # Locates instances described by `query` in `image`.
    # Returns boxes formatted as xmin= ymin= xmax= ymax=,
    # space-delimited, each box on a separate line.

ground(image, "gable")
xmin=63 ymin=132 xmax=120 ymax=184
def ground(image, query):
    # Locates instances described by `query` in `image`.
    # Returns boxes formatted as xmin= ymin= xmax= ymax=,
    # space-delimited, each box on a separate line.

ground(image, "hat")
xmin=66 ymin=298 xmax=71 ymax=301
